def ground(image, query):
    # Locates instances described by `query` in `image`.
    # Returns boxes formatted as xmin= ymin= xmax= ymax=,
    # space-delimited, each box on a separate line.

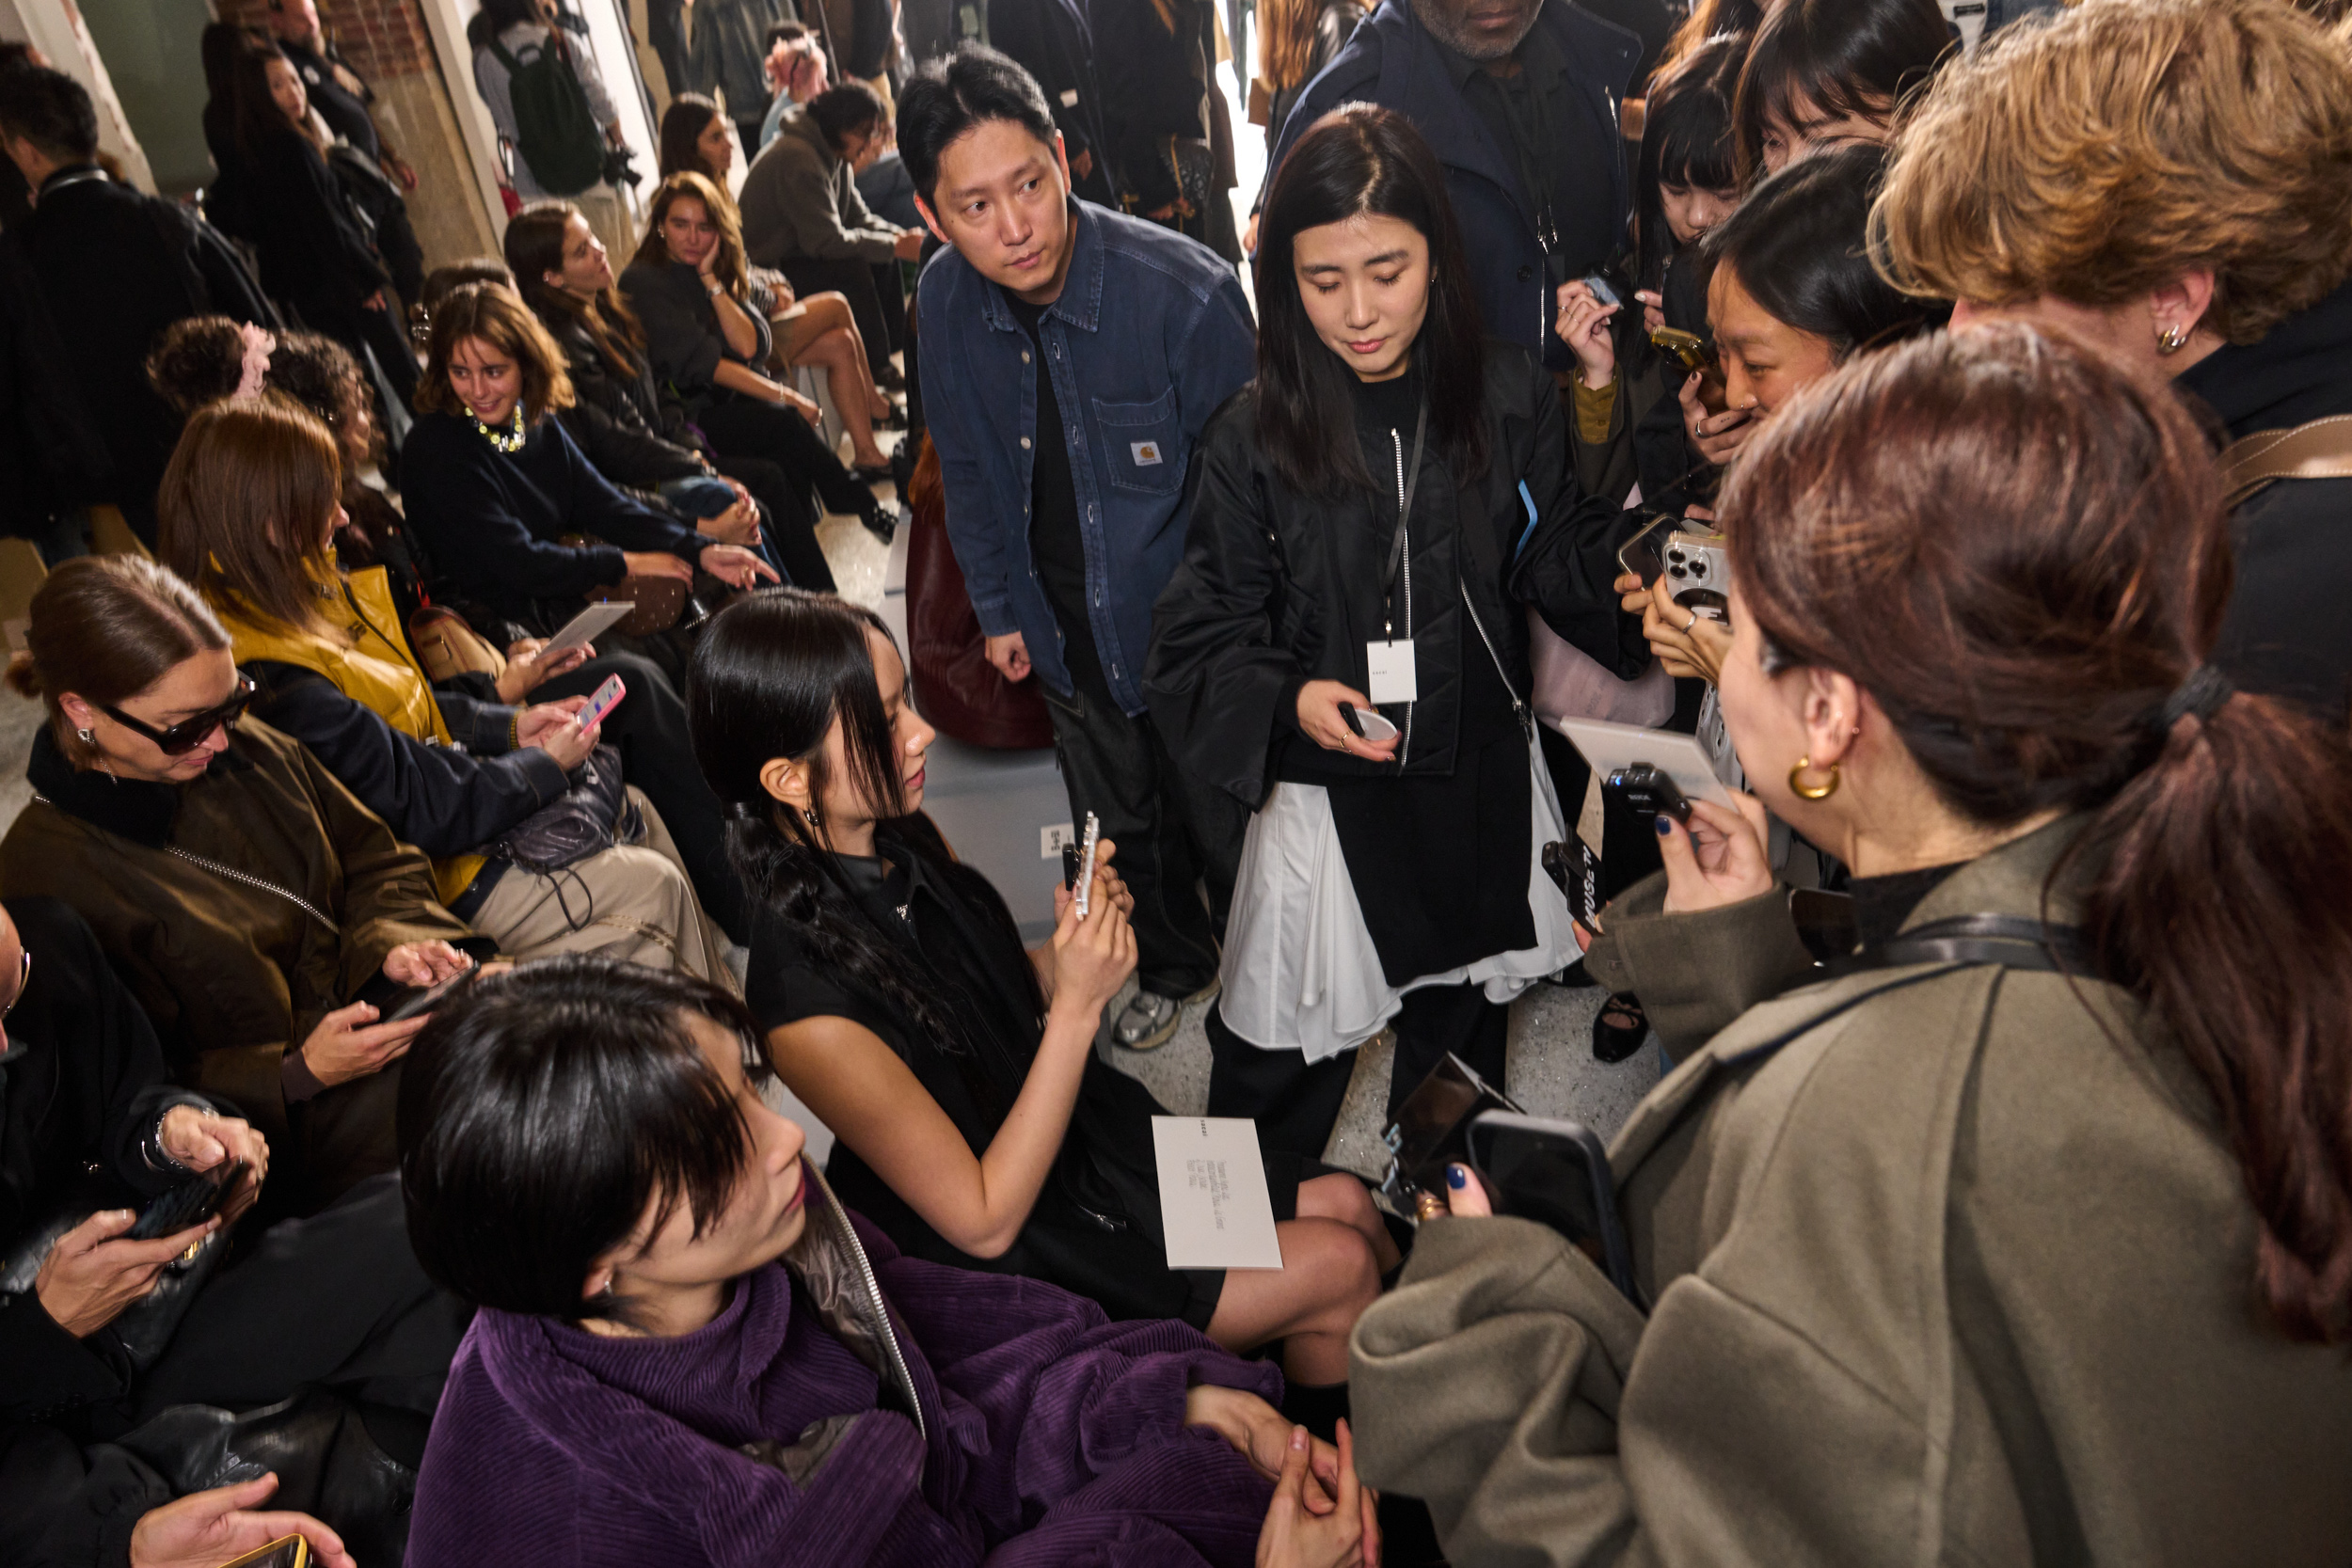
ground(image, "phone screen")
xmin=1617 ymin=515 xmax=1673 ymax=588
xmin=1473 ymin=1119 xmax=1608 ymax=1244
xmin=576 ymin=673 xmax=627 ymax=729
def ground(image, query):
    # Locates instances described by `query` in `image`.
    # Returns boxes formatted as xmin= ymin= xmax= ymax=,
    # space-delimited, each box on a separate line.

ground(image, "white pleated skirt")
xmin=1218 ymin=739 xmax=1580 ymax=1063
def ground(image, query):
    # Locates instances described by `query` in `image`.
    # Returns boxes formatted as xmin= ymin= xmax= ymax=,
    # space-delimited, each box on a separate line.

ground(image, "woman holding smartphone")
xmin=1146 ymin=105 xmax=1637 ymax=1156
xmin=689 ymin=591 xmax=1393 ymax=1421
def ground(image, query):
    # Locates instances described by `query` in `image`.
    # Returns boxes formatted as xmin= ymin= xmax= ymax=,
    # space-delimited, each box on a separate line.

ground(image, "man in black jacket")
xmin=0 ymin=897 xmax=469 ymax=1564
xmin=1264 ymin=0 xmax=1640 ymax=377
xmin=0 ymin=66 xmax=272 ymax=546
xmin=260 ymin=0 xmax=426 ymax=308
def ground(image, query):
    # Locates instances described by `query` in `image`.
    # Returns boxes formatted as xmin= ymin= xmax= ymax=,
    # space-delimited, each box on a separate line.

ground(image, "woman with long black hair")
xmin=689 ymin=589 xmax=1392 ymax=1425
xmin=1146 ymin=105 xmax=1636 ymax=1157
xmin=214 ymin=40 xmax=417 ymax=408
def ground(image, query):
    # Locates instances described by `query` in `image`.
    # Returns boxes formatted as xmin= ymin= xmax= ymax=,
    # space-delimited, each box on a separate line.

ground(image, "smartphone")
xmin=1648 ymin=324 xmax=1716 ymax=372
xmin=1348 ymin=705 xmax=1399 ymax=743
xmin=575 ymin=673 xmax=627 ymax=729
xmin=1073 ymin=811 xmax=1101 ymax=919
xmin=128 ymin=1159 xmax=247 ymax=1242
xmin=380 ymin=972 xmax=464 ymax=1023
xmin=1615 ymin=513 xmax=1675 ymax=588
xmin=1468 ymin=1111 xmax=1640 ymax=1302
xmin=1603 ymin=763 xmax=1692 ymax=827
xmin=217 ymin=1536 xmax=310 ymax=1568
xmin=1578 ymin=272 xmax=1620 ymax=309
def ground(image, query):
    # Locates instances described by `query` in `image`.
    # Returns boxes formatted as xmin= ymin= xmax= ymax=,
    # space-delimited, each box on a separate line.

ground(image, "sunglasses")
xmin=98 ymin=674 xmax=257 ymax=755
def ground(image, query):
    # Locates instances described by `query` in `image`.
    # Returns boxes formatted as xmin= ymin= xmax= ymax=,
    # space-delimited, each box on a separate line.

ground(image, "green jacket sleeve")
xmin=1584 ymin=874 xmax=1816 ymax=1057
xmin=295 ymin=738 xmax=479 ymax=1006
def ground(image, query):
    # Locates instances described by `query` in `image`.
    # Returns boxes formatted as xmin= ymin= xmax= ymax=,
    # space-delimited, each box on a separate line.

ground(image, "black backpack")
xmin=485 ymin=29 xmax=605 ymax=195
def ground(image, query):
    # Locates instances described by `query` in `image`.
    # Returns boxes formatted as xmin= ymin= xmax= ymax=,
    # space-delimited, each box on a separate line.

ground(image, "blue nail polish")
xmin=1654 ymin=814 xmax=1674 ymax=836
xmin=1446 ymin=1163 xmax=1469 ymax=1190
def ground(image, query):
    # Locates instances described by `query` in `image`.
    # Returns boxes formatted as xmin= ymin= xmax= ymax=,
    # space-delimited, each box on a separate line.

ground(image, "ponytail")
xmin=2077 ymin=689 xmax=2352 ymax=1342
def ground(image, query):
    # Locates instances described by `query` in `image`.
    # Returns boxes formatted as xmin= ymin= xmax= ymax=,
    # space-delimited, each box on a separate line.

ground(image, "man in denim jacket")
xmin=903 ymin=48 xmax=1255 ymax=1052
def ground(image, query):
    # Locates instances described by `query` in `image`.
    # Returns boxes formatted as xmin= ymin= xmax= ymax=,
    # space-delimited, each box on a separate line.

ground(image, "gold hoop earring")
xmin=2156 ymin=324 xmax=2189 ymax=356
xmin=1788 ymin=754 xmax=1839 ymax=800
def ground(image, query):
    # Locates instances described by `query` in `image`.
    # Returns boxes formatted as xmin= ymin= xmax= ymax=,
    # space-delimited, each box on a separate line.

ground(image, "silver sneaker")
xmin=1113 ymin=990 xmax=1181 ymax=1051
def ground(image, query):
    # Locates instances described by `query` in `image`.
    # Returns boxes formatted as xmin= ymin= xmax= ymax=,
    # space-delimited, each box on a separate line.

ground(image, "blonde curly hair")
xmin=1872 ymin=0 xmax=2352 ymax=343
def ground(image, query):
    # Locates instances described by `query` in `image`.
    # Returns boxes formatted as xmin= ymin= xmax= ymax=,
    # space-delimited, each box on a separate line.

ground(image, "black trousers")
xmin=698 ymin=390 xmax=878 ymax=581
xmin=779 ymin=255 xmax=907 ymax=372
xmin=536 ymin=652 xmax=750 ymax=944
xmin=1038 ymin=640 xmax=1242 ymax=1000
xmin=1204 ymin=983 xmax=1510 ymax=1161
xmin=135 ymin=1174 xmax=471 ymax=1422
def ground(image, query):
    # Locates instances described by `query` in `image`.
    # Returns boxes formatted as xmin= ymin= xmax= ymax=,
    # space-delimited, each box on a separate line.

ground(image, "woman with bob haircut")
xmin=398 ymin=279 xmax=777 ymax=638
xmin=1731 ymin=0 xmax=1948 ymax=182
xmin=1146 ymin=106 xmax=1634 ymax=1157
xmin=653 ymin=91 xmax=893 ymax=439
xmin=624 ymin=171 xmax=898 ymax=492
xmin=0 ymin=555 xmax=485 ymax=1209
xmin=1346 ymin=324 xmax=2352 ymax=1566
xmin=691 ymin=591 xmax=1393 ymax=1420
xmin=1874 ymin=0 xmax=2352 ymax=719
xmin=398 ymin=957 xmax=1378 ymax=1568
xmin=159 ymin=396 xmax=735 ymax=988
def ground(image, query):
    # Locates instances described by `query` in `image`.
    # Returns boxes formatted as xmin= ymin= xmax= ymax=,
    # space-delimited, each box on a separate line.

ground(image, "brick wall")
xmin=217 ymin=0 xmax=440 ymax=83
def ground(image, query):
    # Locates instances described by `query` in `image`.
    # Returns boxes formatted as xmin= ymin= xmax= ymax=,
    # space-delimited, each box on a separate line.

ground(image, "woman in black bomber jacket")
xmin=1145 ymin=108 xmax=1640 ymax=1157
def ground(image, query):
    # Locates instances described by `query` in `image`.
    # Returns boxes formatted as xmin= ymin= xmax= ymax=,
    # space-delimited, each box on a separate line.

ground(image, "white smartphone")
xmin=542 ymin=601 xmax=634 ymax=657
xmin=1073 ymin=811 xmax=1101 ymax=919
xmin=1350 ymin=705 xmax=1399 ymax=743
xmin=576 ymin=673 xmax=627 ymax=730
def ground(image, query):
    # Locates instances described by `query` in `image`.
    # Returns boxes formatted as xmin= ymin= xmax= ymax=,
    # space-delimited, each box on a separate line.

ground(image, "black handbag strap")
xmin=1828 ymin=913 xmax=2094 ymax=978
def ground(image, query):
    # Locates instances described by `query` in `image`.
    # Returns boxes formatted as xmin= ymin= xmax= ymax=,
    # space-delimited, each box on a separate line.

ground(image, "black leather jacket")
xmin=1146 ymin=341 xmax=1642 ymax=806
xmin=545 ymin=315 xmax=710 ymax=491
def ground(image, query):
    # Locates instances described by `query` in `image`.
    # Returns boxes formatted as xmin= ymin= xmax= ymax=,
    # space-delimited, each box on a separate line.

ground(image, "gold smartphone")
xmin=216 ymin=1535 xmax=310 ymax=1568
xmin=1647 ymin=325 xmax=1715 ymax=372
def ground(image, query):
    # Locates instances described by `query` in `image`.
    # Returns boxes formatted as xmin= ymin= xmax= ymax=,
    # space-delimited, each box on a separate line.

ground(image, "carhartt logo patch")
xmin=1131 ymin=441 xmax=1164 ymax=466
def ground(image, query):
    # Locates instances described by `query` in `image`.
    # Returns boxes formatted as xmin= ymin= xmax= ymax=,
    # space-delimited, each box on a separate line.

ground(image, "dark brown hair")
xmin=656 ymin=91 xmax=726 ymax=183
xmin=504 ymin=200 xmax=648 ymax=379
xmin=1723 ymin=323 xmax=2352 ymax=1343
xmin=147 ymin=317 xmax=364 ymax=430
xmin=415 ymin=281 xmax=576 ymax=423
xmin=4 ymin=556 xmax=230 ymax=754
xmin=631 ymin=171 xmax=750 ymax=302
xmin=158 ymin=397 xmax=343 ymax=639
xmin=1731 ymin=0 xmax=1948 ymax=182
xmin=228 ymin=40 xmax=324 ymax=159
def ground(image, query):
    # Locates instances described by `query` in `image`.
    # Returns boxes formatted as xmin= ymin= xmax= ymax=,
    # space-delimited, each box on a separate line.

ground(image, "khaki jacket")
xmin=0 ymin=720 xmax=476 ymax=1204
xmin=1350 ymin=819 xmax=2352 ymax=1565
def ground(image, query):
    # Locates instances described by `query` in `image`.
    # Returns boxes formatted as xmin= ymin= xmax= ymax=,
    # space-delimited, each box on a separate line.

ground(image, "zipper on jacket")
xmin=1390 ymin=426 xmax=1415 ymax=768
xmin=811 ymin=1163 xmax=928 ymax=1454
xmin=28 ymin=792 xmax=342 ymax=935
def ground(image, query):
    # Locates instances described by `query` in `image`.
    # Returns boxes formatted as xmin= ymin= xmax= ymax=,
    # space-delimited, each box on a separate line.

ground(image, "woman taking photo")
xmin=508 ymin=200 xmax=888 ymax=586
xmin=399 ymin=958 xmax=1377 ymax=1568
xmin=656 ymin=91 xmax=899 ymax=445
xmin=160 ymin=396 xmax=734 ymax=988
xmin=1147 ymin=106 xmax=1633 ymax=1156
xmin=690 ymin=591 xmax=1393 ymax=1416
xmin=0 ymin=556 xmax=485 ymax=1209
xmin=1876 ymin=0 xmax=2352 ymax=717
xmin=625 ymin=172 xmax=899 ymax=496
xmin=215 ymin=40 xmax=416 ymax=408
xmin=1348 ymin=325 xmax=2352 ymax=1566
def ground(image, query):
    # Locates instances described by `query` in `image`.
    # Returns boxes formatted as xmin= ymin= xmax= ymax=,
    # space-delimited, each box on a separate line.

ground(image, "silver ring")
xmin=1683 ymin=609 xmax=1699 ymax=632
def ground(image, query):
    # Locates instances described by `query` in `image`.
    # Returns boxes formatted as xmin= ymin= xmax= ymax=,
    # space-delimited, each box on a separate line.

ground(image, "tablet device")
xmin=1548 ymin=715 xmax=1740 ymax=809
xmin=543 ymin=601 xmax=635 ymax=657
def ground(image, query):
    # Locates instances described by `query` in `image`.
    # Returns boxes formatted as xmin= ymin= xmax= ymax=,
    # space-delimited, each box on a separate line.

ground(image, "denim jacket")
xmin=918 ymin=199 xmax=1256 ymax=714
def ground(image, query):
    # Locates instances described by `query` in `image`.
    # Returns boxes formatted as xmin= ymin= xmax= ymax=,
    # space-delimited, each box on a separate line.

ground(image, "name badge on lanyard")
xmin=1366 ymin=639 xmax=1419 ymax=705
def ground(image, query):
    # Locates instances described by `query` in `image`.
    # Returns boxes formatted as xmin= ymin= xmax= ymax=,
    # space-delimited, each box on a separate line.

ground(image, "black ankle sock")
xmin=1278 ymin=1379 xmax=1352 ymax=1444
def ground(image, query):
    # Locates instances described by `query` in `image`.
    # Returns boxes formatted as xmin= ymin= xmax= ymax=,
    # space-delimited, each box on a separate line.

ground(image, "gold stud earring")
xmin=1788 ymin=754 xmax=1839 ymax=800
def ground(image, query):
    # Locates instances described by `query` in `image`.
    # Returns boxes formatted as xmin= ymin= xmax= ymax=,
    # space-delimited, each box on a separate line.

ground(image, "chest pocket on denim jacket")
xmin=1092 ymin=388 xmax=1185 ymax=496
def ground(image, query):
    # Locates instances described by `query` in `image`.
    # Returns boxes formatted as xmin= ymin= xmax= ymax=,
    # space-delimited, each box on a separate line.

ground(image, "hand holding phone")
xmin=1347 ymin=705 xmax=1399 ymax=743
xmin=1073 ymin=812 xmax=1101 ymax=919
xmin=129 ymin=1160 xmax=248 ymax=1242
xmin=575 ymin=673 xmax=627 ymax=729
xmin=1468 ymin=1111 xmax=1641 ymax=1302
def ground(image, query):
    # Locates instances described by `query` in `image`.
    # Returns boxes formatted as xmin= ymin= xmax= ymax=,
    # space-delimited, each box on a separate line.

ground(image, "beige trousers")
xmin=469 ymin=786 xmax=738 ymax=994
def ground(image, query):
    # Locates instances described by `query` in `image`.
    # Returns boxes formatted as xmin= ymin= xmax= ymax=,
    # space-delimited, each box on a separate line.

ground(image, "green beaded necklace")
xmin=472 ymin=405 xmax=526 ymax=454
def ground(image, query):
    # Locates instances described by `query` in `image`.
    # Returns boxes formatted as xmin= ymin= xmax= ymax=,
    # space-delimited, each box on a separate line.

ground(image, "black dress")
xmin=747 ymin=815 xmax=1310 ymax=1329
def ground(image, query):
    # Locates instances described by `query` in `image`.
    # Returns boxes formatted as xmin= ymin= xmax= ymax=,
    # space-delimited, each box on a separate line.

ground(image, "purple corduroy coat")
xmin=405 ymin=1175 xmax=1283 ymax=1567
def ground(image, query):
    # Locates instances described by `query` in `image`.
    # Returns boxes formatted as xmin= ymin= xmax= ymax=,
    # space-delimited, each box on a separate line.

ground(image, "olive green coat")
xmin=1350 ymin=819 xmax=2352 ymax=1565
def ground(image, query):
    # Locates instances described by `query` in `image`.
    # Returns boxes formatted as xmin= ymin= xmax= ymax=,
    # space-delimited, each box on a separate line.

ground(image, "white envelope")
xmin=1152 ymin=1117 xmax=1285 ymax=1270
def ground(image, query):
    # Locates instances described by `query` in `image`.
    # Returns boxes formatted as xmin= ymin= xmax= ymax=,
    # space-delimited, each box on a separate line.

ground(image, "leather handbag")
xmin=406 ymin=605 xmax=508 ymax=685
xmin=902 ymin=436 xmax=1056 ymax=750
xmin=559 ymin=532 xmax=690 ymax=636
xmin=480 ymin=743 xmax=633 ymax=872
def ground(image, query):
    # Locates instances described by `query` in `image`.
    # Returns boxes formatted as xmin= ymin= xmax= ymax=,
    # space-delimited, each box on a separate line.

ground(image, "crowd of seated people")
xmin=3 ymin=0 xmax=2352 ymax=1563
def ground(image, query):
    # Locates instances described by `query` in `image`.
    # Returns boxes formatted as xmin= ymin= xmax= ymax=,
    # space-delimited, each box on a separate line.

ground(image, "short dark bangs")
xmin=1733 ymin=0 xmax=1952 ymax=180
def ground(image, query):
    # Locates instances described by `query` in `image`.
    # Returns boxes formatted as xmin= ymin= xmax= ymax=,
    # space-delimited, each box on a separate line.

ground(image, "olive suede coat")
xmin=0 ymin=720 xmax=479 ymax=1207
xmin=1348 ymin=818 xmax=2352 ymax=1565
